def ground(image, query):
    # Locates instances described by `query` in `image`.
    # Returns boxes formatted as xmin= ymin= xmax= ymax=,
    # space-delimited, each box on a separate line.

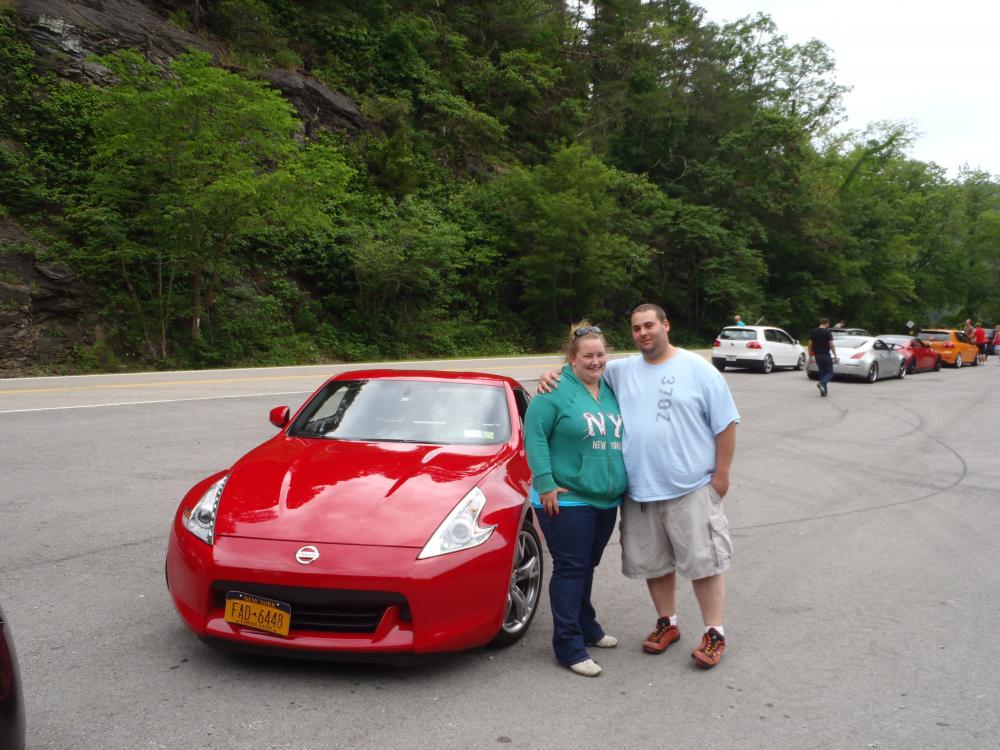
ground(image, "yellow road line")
xmin=0 ymin=364 xmax=549 ymax=396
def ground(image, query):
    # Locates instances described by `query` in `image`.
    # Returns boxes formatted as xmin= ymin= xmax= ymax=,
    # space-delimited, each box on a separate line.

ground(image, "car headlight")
xmin=418 ymin=486 xmax=497 ymax=559
xmin=182 ymin=475 xmax=228 ymax=545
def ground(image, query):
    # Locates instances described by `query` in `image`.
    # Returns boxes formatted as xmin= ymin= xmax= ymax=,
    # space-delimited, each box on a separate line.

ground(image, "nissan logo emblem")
xmin=295 ymin=545 xmax=320 ymax=565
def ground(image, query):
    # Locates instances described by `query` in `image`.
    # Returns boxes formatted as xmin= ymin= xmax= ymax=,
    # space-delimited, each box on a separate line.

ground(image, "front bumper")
xmin=166 ymin=513 xmax=516 ymax=656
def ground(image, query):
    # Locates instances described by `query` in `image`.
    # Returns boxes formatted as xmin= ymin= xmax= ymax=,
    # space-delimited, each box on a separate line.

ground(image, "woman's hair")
xmin=563 ymin=319 xmax=606 ymax=361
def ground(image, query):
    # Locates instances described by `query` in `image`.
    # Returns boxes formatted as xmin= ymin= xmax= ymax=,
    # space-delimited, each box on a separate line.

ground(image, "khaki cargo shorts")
xmin=621 ymin=483 xmax=732 ymax=580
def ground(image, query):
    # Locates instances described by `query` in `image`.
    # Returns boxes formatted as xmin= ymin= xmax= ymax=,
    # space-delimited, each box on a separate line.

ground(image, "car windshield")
xmin=836 ymin=336 xmax=868 ymax=349
xmin=289 ymin=380 xmax=511 ymax=445
xmin=917 ymin=331 xmax=951 ymax=342
xmin=719 ymin=328 xmax=757 ymax=340
xmin=878 ymin=336 xmax=910 ymax=346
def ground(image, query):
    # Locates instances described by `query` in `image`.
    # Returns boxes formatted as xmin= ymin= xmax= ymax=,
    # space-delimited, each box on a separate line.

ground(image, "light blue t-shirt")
xmin=604 ymin=349 xmax=740 ymax=501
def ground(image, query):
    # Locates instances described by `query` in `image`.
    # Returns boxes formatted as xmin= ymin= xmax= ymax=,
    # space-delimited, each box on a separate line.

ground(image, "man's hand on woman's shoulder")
xmin=536 ymin=369 xmax=561 ymax=394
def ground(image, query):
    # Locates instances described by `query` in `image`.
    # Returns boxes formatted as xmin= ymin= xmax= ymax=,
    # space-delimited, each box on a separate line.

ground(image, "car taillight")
xmin=851 ymin=352 xmax=865 ymax=359
xmin=746 ymin=341 xmax=762 ymax=349
xmin=944 ymin=343 xmax=954 ymax=348
xmin=713 ymin=339 xmax=721 ymax=347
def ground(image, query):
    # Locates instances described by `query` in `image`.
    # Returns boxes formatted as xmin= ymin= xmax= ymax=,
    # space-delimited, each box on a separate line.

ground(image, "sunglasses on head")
xmin=574 ymin=326 xmax=602 ymax=337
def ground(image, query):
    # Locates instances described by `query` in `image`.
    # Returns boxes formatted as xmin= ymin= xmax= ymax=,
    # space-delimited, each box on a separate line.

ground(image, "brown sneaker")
xmin=692 ymin=628 xmax=725 ymax=668
xmin=643 ymin=617 xmax=680 ymax=654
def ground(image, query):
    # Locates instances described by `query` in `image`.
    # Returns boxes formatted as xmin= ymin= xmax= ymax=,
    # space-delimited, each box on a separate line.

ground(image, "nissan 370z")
xmin=165 ymin=370 xmax=544 ymax=660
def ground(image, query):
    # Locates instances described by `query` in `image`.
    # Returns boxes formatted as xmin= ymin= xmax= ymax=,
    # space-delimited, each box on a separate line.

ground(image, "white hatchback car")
xmin=712 ymin=326 xmax=806 ymax=373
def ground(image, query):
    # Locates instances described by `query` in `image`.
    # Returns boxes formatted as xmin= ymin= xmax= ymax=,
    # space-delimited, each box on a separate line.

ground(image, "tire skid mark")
xmin=734 ymin=400 xmax=969 ymax=532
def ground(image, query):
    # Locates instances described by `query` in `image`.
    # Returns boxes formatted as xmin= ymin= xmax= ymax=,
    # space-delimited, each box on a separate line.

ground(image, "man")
xmin=808 ymin=318 xmax=838 ymax=397
xmin=733 ymin=315 xmax=745 ymax=327
xmin=973 ymin=321 xmax=987 ymax=364
xmin=541 ymin=304 xmax=740 ymax=668
xmin=963 ymin=318 xmax=975 ymax=340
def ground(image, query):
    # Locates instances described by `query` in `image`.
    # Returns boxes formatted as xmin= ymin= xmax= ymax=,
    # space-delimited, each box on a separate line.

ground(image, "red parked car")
xmin=877 ymin=335 xmax=941 ymax=374
xmin=0 ymin=602 xmax=25 ymax=750
xmin=166 ymin=370 xmax=543 ymax=659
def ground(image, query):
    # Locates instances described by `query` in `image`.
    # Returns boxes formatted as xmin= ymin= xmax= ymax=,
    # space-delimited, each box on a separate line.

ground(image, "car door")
xmin=912 ymin=339 xmax=932 ymax=369
xmin=775 ymin=328 xmax=801 ymax=366
xmin=872 ymin=339 xmax=895 ymax=377
xmin=764 ymin=329 xmax=792 ymax=366
xmin=955 ymin=332 xmax=976 ymax=362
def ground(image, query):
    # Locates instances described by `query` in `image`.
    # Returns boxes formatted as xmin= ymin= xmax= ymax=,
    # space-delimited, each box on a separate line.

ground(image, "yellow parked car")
xmin=916 ymin=329 xmax=979 ymax=367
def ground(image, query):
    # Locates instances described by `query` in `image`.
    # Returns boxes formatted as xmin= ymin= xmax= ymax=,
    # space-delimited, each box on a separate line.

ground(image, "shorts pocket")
xmin=707 ymin=513 xmax=732 ymax=567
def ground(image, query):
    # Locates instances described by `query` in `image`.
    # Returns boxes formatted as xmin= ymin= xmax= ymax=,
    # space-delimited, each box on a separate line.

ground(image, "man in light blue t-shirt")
xmin=541 ymin=303 xmax=740 ymax=669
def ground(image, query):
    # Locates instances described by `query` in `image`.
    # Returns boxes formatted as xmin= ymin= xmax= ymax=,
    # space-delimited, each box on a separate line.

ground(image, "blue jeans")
xmin=815 ymin=353 xmax=834 ymax=388
xmin=535 ymin=505 xmax=618 ymax=665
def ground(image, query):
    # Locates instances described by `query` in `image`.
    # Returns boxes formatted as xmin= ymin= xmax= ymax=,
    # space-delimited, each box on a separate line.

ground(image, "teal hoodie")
xmin=524 ymin=365 xmax=627 ymax=508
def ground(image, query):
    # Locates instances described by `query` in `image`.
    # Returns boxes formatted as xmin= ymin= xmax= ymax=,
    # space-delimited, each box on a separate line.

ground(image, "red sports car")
xmin=166 ymin=370 xmax=544 ymax=659
xmin=877 ymin=335 xmax=941 ymax=374
xmin=1 ymin=602 xmax=26 ymax=750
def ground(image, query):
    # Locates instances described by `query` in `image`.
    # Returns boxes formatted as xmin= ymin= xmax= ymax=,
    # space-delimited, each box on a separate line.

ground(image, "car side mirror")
xmin=269 ymin=406 xmax=290 ymax=428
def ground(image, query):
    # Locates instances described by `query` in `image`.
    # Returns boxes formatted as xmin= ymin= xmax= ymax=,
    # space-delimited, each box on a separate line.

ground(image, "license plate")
xmin=224 ymin=591 xmax=291 ymax=637
xmin=726 ymin=356 xmax=736 ymax=361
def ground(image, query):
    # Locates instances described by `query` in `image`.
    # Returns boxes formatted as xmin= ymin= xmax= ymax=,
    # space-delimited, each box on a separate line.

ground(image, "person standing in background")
xmin=733 ymin=315 xmax=745 ymax=327
xmin=973 ymin=321 xmax=987 ymax=364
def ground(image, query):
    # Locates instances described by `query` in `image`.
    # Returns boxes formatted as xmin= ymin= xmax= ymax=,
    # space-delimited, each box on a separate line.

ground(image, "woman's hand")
xmin=541 ymin=487 xmax=567 ymax=516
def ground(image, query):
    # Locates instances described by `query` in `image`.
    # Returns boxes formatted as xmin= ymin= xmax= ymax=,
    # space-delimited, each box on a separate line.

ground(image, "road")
xmin=1 ymin=354 xmax=998 ymax=749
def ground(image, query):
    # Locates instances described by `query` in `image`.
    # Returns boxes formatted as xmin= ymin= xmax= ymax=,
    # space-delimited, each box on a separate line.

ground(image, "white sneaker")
xmin=569 ymin=658 xmax=602 ymax=677
xmin=591 ymin=635 xmax=618 ymax=648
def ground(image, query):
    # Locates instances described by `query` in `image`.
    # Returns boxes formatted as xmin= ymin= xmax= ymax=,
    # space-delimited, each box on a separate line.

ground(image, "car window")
xmin=719 ymin=328 xmax=757 ymax=341
xmin=956 ymin=332 xmax=971 ymax=344
xmin=775 ymin=330 xmax=794 ymax=344
xmin=764 ymin=329 xmax=778 ymax=342
xmin=878 ymin=336 xmax=909 ymax=347
xmin=290 ymin=380 xmax=511 ymax=445
xmin=512 ymin=388 xmax=530 ymax=423
xmin=917 ymin=331 xmax=950 ymax=342
xmin=835 ymin=336 xmax=868 ymax=348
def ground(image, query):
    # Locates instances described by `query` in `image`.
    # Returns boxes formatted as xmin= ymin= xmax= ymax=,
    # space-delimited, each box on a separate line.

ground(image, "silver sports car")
xmin=807 ymin=336 xmax=906 ymax=383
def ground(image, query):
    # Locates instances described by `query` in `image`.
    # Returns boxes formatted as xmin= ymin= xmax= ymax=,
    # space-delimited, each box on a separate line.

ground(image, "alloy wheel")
xmin=866 ymin=363 xmax=879 ymax=383
xmin=497 ymin=522 xmax=543 ymax=640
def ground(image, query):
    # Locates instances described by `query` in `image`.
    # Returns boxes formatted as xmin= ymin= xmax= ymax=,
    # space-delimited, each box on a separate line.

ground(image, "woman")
xmin=524 ymin=322 xmax=627 ymax=677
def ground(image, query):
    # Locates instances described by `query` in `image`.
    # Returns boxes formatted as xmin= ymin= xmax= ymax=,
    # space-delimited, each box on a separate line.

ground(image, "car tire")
xmin=866 ymin=363 xmax=879 ymax=383
xmin=490 ymin=517 xmax=543 ymax=647
xmin=795 ymin=353 xmax=807 ymax=371
xmin=971 ymin=353 xmax=979 ymax=367
xmin=761 ymin=355 xmax=774 ymax=374
xmin=714 ymin=360 xmax=726 ymax=372
xmin=906 ymin=357 xmax=916 ymax=375
xmin=934 ymin=356 xmax=941 ymax=371
xmin=955 ymin=353 xmax=963 ymax=368
xmin=807 ymin=371 xmax=818 ymax=380
xmin=898 ymin=361 xmax=906 ymax=379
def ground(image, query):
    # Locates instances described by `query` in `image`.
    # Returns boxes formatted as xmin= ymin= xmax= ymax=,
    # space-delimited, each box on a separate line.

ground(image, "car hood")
xmin=214 ymin=437 xmax=511 ymax=547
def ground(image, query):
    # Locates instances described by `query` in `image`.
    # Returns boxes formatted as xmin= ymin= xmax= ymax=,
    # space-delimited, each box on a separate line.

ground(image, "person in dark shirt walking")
xmin=809 ymin=318 xmax=838 ymax=397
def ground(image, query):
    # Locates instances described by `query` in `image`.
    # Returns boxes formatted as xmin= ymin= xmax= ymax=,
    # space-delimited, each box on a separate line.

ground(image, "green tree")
xmin=73 ymin=50 xmax=352 ymax=358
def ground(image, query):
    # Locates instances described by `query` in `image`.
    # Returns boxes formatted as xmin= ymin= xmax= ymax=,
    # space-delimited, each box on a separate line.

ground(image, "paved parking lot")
xmin=1 ymin=356 xmax=998 ymax=749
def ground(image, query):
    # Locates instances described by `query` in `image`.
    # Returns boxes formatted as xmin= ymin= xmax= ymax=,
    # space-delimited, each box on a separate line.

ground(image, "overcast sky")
xmin=700 ymin=0 xmax=1000 ymax=178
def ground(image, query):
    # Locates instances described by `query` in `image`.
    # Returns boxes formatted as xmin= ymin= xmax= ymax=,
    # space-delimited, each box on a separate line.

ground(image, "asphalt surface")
xmin=1 ymin=353 xmax=998 ymax=749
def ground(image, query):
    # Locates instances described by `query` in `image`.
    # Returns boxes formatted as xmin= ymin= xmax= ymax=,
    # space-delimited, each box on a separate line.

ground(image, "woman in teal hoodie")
xmin=524 ymin=321 xmax=627 ymax=677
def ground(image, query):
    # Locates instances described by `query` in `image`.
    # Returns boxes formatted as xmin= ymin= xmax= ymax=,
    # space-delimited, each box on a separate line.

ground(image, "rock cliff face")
xmin=0 ymin=221 xmax=97 ymax=375
xmin=3 ymin=0 xmax=367 ymax=374
xmin=12 ymin=0 xmax=366 ymax=132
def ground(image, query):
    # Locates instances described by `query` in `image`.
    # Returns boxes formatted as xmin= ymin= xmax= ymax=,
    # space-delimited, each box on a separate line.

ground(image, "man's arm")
xmin=536 ymin=369 xmax=561 ymax=394
xmin=710 ymin=422 xmax=737 ymax=498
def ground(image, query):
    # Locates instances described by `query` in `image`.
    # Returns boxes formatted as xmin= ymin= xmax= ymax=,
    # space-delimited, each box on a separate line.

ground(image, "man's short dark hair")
xmin=819 ymin=317 xmax=830 ymax=326
xmin=632 ymin=303 xmax=667 ymax=321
